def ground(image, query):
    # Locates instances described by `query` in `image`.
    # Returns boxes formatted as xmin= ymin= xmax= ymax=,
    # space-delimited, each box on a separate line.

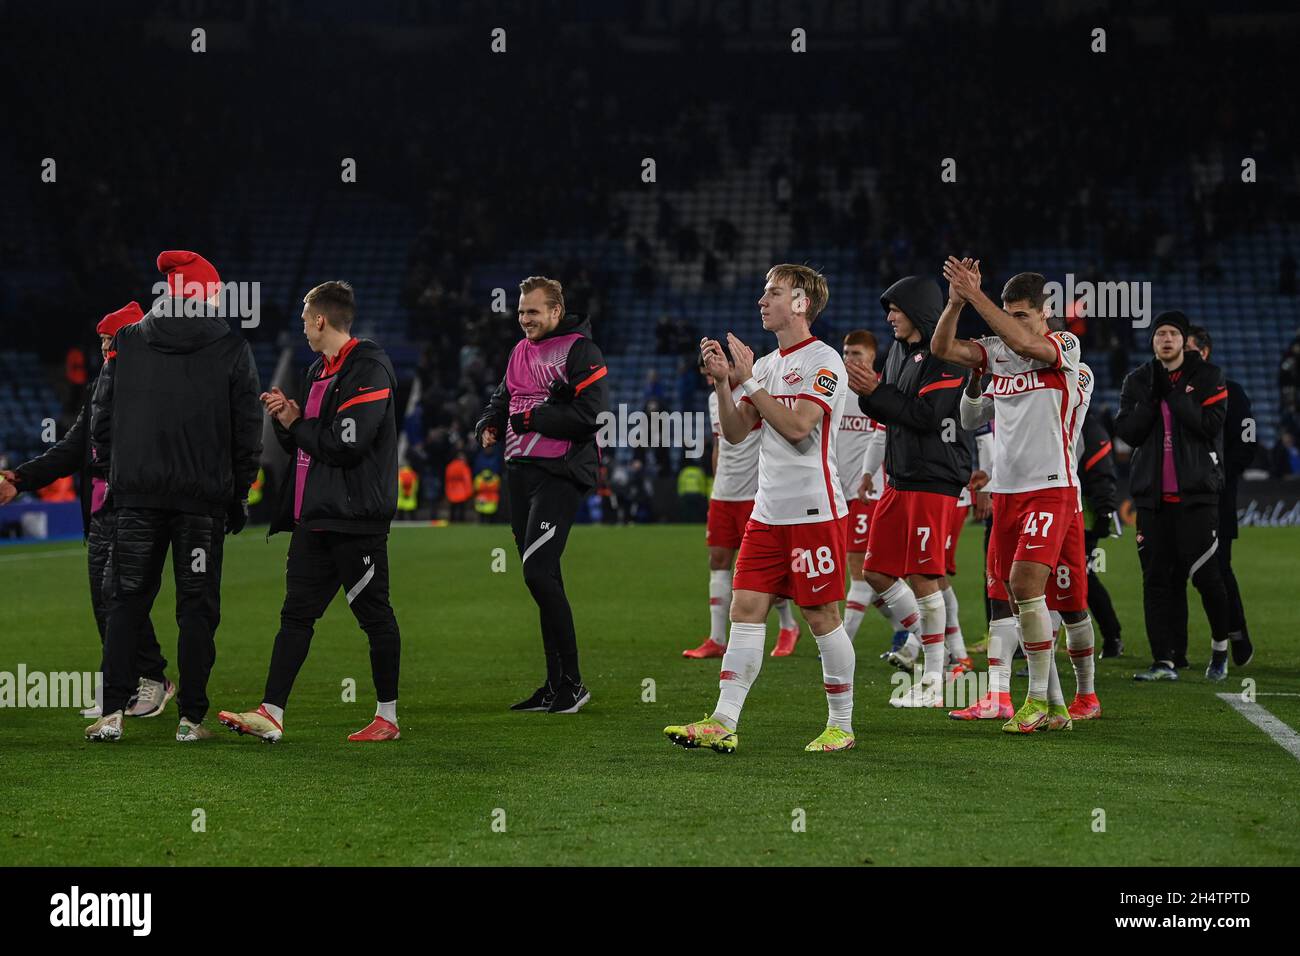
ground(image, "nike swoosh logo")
xmin=918 ymin=557 xmax=931 ymax=563
xmin=356 ymin=386 xmax=378 ymax=392
xmin=812 ymin=583 xmax=829 ymax=592
xmin=1026 ymin=544 xmax=1044 ymax=550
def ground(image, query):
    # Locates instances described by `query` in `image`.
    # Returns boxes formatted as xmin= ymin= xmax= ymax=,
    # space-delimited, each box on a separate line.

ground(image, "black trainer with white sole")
xmin=547 ymin=680 xmax=591 ymax=714
xmin=510 ymin=683 xmax=556 ymax=712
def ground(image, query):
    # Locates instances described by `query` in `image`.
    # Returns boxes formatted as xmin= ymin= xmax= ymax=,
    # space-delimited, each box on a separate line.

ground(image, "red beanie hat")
xmin=97 ymin=301 xmax=145 ymax=337
xmin=157 ymin=250 xmax=221 ymax=301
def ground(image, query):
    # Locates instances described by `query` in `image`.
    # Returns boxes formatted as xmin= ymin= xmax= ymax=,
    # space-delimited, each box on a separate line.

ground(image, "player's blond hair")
xmin=767 ymin=264 xmax=829 ymax=323
xmin=519 ymin=276 xmax=565 ymax=316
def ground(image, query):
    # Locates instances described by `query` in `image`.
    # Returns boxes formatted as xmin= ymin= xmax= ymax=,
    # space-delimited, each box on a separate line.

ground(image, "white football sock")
xmin=917 ymin=590 xmax=946 ymax=681
xmin=941 ymin=584 xmax=967 ymax=660
xmin=775 ymin=599 xmax=796 ymax=630
xmin=1017 ymin=596 xmax=1054 ymax=701
xmin=814 ymin=624 xmax=855 ymax=732
xmin=261 ymin=702 xmax=285 ymax=725
xmin=1050 ymin=610 xmax=1063 ymax=638
xmin=376 ymin=700 xmax=398 ymax=724
xmin=1211 ymin=638 xmax=1229 ymax=653
xmin=843 ymin=580 xmax=875 ymax=642
xmin=877 ymin=578 xmax=921 ymax=635
xmin=901 ymin=632 xmax=922 ymax=661
xmin=1046 ymin=651 xmax=1065 ymax=706
xmin=1066 ymin=616 xmax=1096 ymax=695
xmin=988 ymin=616 xmax=1017 ymax=696
xmin=712 ymin=621 xmax=765 ymax=731
xmin=708 ymin=569 xmax=731 ymax=646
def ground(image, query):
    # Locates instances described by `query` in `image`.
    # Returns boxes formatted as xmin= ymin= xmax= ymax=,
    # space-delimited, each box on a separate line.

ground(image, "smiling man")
xmin=475 ymin=276 xmax=608 ymax=715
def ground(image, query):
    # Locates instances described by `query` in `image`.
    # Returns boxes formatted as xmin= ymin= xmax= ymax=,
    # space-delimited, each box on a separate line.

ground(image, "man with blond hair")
xmin=476 ymin=276 xmax=609 ymax=715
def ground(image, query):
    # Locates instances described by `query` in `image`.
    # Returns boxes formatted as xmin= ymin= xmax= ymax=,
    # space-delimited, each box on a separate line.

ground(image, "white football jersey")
xmin=974 ymin=330 xmax=1083 ymax=495
xmin=837 ymin=410 xmax=885 ymax=503
xmin=741 ymin=337 xmax=848 ymax=525
xmin=708 ymin=387 xmax=761 ymax=501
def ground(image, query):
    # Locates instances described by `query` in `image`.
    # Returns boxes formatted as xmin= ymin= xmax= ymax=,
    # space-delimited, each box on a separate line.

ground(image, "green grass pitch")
xmin=1 ymin=522 xmax=1297 ymax=866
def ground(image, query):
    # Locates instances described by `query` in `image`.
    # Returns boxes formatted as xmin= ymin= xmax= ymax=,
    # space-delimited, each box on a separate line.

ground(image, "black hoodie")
xmin=91 ymin=299 xmax=263 ymax=517
xmin=857 ymin=276 xmax=971 ymax=496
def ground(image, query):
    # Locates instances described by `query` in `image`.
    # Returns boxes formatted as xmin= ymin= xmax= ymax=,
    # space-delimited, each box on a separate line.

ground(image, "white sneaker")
xmin=85 ymin=710 xmax=123 ymax=741
xmin=80 ymin=703 xmax=103 ymax=718
xmin=176 ymin=718 xmax=215 ymax=742
xmin=890 ymin=681 xmax=945 ymax=709
xmin=126 ymin=677 xmax=175 ymax=718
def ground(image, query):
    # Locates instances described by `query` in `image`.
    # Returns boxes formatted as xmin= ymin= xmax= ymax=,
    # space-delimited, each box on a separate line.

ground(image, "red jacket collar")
xmin=779 ymin=336 xmax=817 ymax=357
xmin=321 ymin=337 xmax=359 ymax=376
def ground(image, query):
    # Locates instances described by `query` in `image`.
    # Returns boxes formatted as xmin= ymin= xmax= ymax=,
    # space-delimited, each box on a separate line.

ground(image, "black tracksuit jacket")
xmin=268 ymin=338 xmax=399 ymax=536
xmin=1114 ymin=352 xmax=1227 ymax=509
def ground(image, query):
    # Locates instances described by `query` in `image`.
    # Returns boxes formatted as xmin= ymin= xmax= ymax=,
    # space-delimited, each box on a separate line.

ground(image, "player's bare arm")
xmin=931 ymin=257 xmax=986 ymax=369
xmin=943 ymin=257 xmax=1057 ymax=364
xmin=702 ymin=337 xmax=758 ymax=442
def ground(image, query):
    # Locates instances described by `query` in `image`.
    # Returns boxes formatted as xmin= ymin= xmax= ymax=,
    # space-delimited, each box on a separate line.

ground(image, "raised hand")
xmin=273 ymin=398 xmax=301 ymax=428
xmin=481 ymin=426 xmax=498 ymax=449
xmin=846 ymin=358 xmax=879 ymax=396
xmin=724 ymin=333 xmax=754 ymax=382
xmin=699 ymin=337 xmax=730 ymax=384
xmin=943 ymin=256 xmax=982 ymax=303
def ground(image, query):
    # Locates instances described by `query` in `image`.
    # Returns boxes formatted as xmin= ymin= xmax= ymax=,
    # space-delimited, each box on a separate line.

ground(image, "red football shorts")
xmin=706 ymin=498 xmax=754 ymax=550
xmin=846 ymin=497 xmax=877 ymax=553
xmin=1046 ymin=509 xmax=1089 ymax=612
xmin=863 ymin=483 xmax=953 ymax=578
xmin=945 ymin=502 xmax=969 ymax=576
xmin=733 ymin=517 xmax=848 ymax=606
xmin=990 ymin=487 xmax=1078 ymax=582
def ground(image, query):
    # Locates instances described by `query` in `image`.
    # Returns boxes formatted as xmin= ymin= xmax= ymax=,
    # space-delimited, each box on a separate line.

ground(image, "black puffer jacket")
xmin=1114 ymin=352 xmax=1227 ymax=508
xmin=91 ymin=301 xmax=263 ymax=517
xmin=269 ymin=338 xmax=399 ymax=535
xmin=857 ymin=276 xmax=971 ymax=497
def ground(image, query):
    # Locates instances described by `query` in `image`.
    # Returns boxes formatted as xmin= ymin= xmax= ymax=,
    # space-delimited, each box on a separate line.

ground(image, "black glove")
xmin=1091 ymin=510 xmax=1114 ymax=538
xmin=510 ymin=409 xmax=533 ymax=434
xmin=547 ymin=378 xmax=576 ymax=404
xmin=226 ymin=499 xmax=249 ymax=535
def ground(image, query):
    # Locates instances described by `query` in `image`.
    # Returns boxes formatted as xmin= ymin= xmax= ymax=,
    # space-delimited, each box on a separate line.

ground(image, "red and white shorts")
xmin=863 ymin=484 xmax=953 ymax=579
xmin=990 ymin=486 xmax=1078 ymax=582
xmin=985 ymin=527 xmax=1009 ymax=601
xmin=733 ymin=517 xmax=848 ymax=607
xmin=706 ymin=498 xmax=754 ymax=550
xmin=945 ymin=502 xmax=969 ymax=576
xmin=1046 ymin=509 xmax=1089 ymax=612
xmin=846 ymin=497 xmax=877 ymax=552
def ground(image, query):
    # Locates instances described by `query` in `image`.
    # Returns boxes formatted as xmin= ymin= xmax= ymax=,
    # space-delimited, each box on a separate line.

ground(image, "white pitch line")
xmin=0 ymin=547 xmax=83 ymax=564
xmin=1217 ymin=693 xmax=1300 ymax=764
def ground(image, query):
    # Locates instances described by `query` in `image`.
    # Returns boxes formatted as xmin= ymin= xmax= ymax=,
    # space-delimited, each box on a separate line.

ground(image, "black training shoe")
xmin=1230 ymin=634 xmax=1254 ymax=668
xmin=547 ymin=680 xmax=591 ymax=714
xmin=510 ymin=683 xmax=556 ymax=712
xmin=1205 ymin=651 xmax=1229 ymax=682
xmin=1100 ymin=636 xmax=1125 ymax=659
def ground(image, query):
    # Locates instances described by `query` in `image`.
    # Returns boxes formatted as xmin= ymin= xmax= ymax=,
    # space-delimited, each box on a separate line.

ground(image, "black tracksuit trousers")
xmin=89 ymin=510 xmax=166 ymax=683
xmin=507 ymin=462 xmax=585 ymax=686
xmin=262 ymin=527 xmax=401 ymax=707
xmin=1136 ymin=501 xmax=1230 ymax=664
xmin=102 ymin=508 xmax=223 ymax=722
